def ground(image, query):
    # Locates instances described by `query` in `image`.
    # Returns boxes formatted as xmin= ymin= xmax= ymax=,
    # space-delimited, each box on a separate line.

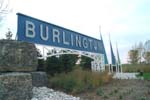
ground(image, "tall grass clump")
xmin=48 ymin=68 xmax=112 ymax=94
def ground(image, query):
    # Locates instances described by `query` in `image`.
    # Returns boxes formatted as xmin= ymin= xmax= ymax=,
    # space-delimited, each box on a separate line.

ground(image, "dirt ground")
xmin=77 ymin=80 xmax=150 ymax=100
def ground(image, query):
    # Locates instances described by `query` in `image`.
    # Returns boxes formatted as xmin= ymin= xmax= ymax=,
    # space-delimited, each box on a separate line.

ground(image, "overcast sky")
xmin=0 ymin=0 xmax=149 ymax=63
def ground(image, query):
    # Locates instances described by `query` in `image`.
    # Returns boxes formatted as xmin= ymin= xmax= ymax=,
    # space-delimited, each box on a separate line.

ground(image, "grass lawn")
xmin=143 ymin=73 xmax=150 ymax=80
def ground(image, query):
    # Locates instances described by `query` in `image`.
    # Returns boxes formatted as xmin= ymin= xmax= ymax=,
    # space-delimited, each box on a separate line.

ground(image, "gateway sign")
xmin=17 ymin=13 xmax=103 ymax=54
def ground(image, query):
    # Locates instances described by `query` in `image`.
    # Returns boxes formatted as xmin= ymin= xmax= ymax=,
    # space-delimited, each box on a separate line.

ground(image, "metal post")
xmin=116 ymin=64 xmax=118 ymax=73
xmin=108 ymin=64 xmax=110 ymax=73
xmin=110 ymin=64 xmax=112 ymax=73
xmin=117 ymin=64 xmax=119 ymax=73
xmin=121 ymin=64 xmax=123 ymax=73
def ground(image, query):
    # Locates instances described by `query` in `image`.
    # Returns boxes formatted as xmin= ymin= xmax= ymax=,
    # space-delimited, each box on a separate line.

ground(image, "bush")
xmin=96 ymin=87 xmax=104 ymax=96
xmin=72 ymin=83 xmax=84 ymax=94
xmin=48 ymin=68 xmax=112 ymax=94
xmin=143 ymin=73 xmax=150 ymax=80
xmin=63 ymin=78 xmax=77 ymax=93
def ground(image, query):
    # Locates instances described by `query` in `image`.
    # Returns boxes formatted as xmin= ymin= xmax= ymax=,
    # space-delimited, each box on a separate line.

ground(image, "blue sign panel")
xmin=17 ymin=13 xmax=103 ymax=54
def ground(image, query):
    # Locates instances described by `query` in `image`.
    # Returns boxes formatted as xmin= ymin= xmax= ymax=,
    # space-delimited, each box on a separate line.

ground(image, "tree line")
xmin=128 ymin=40 xmax=150 ymax=64
xmin=37 ymin=51 xmax=93 ymax=75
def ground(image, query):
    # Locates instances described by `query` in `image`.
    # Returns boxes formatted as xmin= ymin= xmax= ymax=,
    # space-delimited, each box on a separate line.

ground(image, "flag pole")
xmin=116 ymin=42 xmax=118 ymax=73
xmin=109 ymin=34 xmax=117 ymax=73
xmin=116 ymin=42 xmax=122 ymax=73
xmin=109 ymin=33 xmax=112 ymax=73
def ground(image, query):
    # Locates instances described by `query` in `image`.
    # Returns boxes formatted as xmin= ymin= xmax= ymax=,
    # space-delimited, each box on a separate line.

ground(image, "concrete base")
xmin=31 ymin=71 xmax=48 ymax=87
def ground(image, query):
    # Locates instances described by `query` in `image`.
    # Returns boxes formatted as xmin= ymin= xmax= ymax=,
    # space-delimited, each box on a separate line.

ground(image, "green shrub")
xmin=72 ymin=82 xmax=84 ymax=94
xmin=63 ymin=78 xmax=76 ymax=93
xmin=103 ymin=95 xmax=109 ymax=99
xmin=143 ymin=73 xmax=150 ymax=80
xmin=119 ymin=95 xmax=123 ymax=100
xmin=114 ymin=88 xmax=119 ymax=93
xmin=140 ymin=97 xmax=147 ymax=100
xmin=96 ymin=87 xmax=104 ymax=96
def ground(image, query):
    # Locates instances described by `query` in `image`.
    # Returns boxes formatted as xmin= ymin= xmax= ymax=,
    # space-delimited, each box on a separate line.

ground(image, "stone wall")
xmin=0 ymin=40 xmax=38 ymax=72
xmin=0 ymin=40 xmax=48 ymax=100
xmin=0 ymin=72 xmax=33 ymax=100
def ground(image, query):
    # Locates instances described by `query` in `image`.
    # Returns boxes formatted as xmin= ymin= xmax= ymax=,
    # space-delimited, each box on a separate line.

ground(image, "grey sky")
xmin=0 ymin=0 xmax=149 ymax=63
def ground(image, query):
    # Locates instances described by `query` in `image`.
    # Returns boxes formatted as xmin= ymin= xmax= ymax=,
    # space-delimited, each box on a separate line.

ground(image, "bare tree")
xmin=0 ymin=0 xmax=12 ymax=23
xmin=144 ymin=40 xmax=150 ymax=52
xmin=143 ymin=40 xmax=150 ymax=64
xmin=137 ymin=42 xmax=144 ymax=63
xmin=128 ymin=41 xmax=150 ymax=64
xmin=143 ymin=51 xmax=150 ymax=64
xmin=128 ymin=43 xmax=141 ymax=64
xmin=128 ymin=49 xmax=140 ymax=64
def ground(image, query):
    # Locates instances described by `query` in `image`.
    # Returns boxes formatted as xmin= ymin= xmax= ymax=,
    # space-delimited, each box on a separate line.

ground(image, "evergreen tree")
xmin=46 ymin=56 xmax=61 ymax=75
xmin=45 ymin=54 xmax=78 ymax=75
xmin=5 ymin=29 xmax=12 ymax=40
xmin=80 ymin=56 xmax=93 ymax=70
xmin=37 ymin=59 xmax=45 ymax=71
xmin=59 ymin=54 xmax=78 ymax=73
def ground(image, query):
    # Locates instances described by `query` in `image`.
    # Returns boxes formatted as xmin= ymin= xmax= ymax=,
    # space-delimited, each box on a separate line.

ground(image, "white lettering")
xmin=97 ymin=42 xmax=101 ymax=52
xmin=93 ymin=40 xmax=98 ymax=51
xmin=76 ymin=35 xmax=81 ymax=47
xmin=63 ymin=32 xmax=70 ymax=45
xmin=82 ymin=37 xmax=88 ymax=48
xmin=52 ymin=29 xmax=60 ymax=43
xmin=40 ymin=24 xmax=49 ymax=41
xmin=71 ymin=34 xmax=74 ymax=46
xmin=25 ymin=21 xmax=35 ymax=38
xmin=88 ymin=39 xmax=93 ymax=50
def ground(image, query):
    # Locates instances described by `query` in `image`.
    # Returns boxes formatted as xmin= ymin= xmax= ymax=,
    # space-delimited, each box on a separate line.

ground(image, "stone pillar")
xmin=0 ymin=40 xmax=40 ymax=100
xmin=0 ymin=40 xmax=38 ymax=72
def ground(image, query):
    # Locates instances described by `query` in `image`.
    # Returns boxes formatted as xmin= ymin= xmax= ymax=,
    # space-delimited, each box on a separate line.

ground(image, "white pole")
xmin=118 ymin=64 xmax=120 ymax=73
xmin=121 ymin=64 xmax=123 ymax=73
xmin=116 ymin=64 xmax=118 ymax=73
xmin=111 ymin=65 xmax=113 ymax=73
xmin=108 ymin=64 xmax=110 ymax=73
xmin=118 ymin=64 xmax=119 ymax=73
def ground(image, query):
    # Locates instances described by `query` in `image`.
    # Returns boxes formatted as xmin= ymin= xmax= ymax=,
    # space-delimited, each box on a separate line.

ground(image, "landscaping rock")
xmin=31 ymin=72 xmax=48 ymax=87
xmin=0 ymin=40 xmax=38 ymax=72
xmin=0 ymin=72 xmax=33 ymax=100
xmin=32 ymin=87 xmax=80 ymax=100
xmin=113 ymin=73 xmax=139 ymax=79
